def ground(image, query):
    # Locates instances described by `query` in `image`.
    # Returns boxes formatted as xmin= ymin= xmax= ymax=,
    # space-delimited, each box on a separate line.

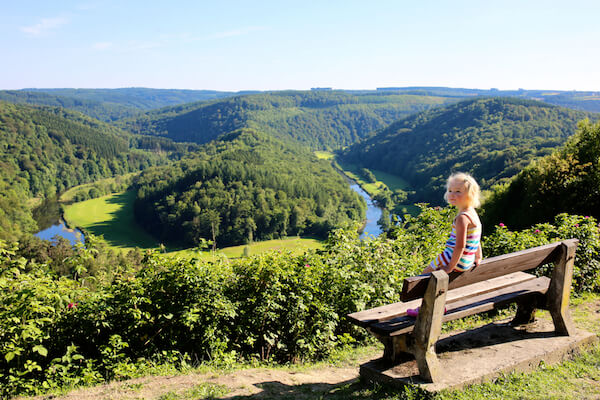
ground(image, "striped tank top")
xmin=430 ymin=212 xmax=482 ymax=272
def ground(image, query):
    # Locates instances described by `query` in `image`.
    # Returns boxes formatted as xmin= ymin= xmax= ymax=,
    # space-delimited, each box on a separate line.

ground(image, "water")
xmin=33 ymin=196 xmax=85 ymax=245
xmin=348 ymin=182 xmax=384 ymax=239
xmin=35 ymin=220 xmax=85 ymax=245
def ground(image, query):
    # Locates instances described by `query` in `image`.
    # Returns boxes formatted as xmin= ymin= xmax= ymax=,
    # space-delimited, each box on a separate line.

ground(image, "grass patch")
xmin=157 ymin=383 xmax=229 ymax=400
xmin=59 ymin=172 xmax=138 ymax=203
xmin=315 ymin=150 xmax=335 ymax=160
xmin=169 ymin=236 xmax=324 ymax=260
xmin=63 ymin=190 xmax=159 ymax=250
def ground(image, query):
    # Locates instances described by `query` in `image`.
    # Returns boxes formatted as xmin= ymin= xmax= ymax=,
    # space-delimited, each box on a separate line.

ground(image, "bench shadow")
xmin=220 ymin=377 xmax=432 ymax=400
xmin=435 ymin=319 xmax=557 ymax=355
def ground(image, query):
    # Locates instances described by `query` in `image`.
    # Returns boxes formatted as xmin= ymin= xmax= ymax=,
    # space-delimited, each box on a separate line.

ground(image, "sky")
xmin=1 ymin=0 xmax=599 ymax=92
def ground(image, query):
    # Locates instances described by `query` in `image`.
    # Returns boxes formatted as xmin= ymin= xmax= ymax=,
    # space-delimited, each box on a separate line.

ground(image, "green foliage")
xmin=0 ymin=101 xmax=182 ymax=240
xmin=484 ymin=213 xmax=600 ymax=292
xmin=341 ymin=97 xmax=595 ymax=204
xmin=119 ymin=91 xmax=452 ymax=149
xmin=134 ymin=129 xmax=365 ymax=247
xmin=2 ymin=206 xmax=600 ymax=398
xmin=483 ymin=119 xmax=600 ymax=229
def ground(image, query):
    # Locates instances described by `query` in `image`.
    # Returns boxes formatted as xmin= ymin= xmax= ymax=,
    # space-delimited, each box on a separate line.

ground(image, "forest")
xmin=133 ymin=128 xmax=365 ymax=247
xmin=340 ymin=97 xmax=596 ymax=204
xmin=118 ymin=91 xmax=454 ymax=149
xmin=482 ymin=119 xmax=600 ymax=229
xmin=0 ymin=101 xmax=186 ymax=240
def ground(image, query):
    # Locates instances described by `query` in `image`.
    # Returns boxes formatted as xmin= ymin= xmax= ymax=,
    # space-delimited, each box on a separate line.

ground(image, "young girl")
xmin=423 ymin=172 xmax=483 ymax=274
xmin=407 ymin=173 xmax=482 ymax=317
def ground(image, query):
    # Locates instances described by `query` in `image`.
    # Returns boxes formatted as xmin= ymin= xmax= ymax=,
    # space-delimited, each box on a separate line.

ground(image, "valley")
xmin=2 ymin=87 xmax=600 ymax=399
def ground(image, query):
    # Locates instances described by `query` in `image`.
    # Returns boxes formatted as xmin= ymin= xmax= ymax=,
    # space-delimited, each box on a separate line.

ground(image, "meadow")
xmin=62 ymin=190 xmax=323 ymax=258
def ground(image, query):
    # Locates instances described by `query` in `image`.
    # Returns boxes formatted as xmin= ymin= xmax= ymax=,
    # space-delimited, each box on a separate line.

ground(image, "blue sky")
xmin=2 ymin=0 xmax=599 ymax=91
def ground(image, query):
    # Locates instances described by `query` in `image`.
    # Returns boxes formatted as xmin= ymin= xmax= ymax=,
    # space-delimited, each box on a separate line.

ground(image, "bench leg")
xmin=511 ymin=298 xmax=538 ymax=326
xmin=411 ymin=270 xmax=448 ymax=382
xmin=547 ymin=241 xmax=576 ymax=336
xmin=378 ymin=334 xmax=411 ymax=364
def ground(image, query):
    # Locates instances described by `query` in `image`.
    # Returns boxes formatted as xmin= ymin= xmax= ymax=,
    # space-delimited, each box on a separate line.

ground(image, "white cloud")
xmin=206 ymin=26 xmax=267 ymax=40
xmin=92 ymin=42 xmax=112 ymax=50
xmin=20 ymin=16 xmax=69 ymax=36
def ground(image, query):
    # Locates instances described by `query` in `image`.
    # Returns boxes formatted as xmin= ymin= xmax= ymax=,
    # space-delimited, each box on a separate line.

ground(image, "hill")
xmin=340 ymin=97 xmax=595 ymax=204
xmin=0 ymin=101 xmax=182 ymax=240
xmin=375 ymin=87 xmax=600 ymax=113
xmin=0 ymin=90 xmax=140 ymax=122
xmin=119 ymin=91 xmax=454 ymax=149
xmin=483 ymin=119 xmax=600 ymax=229
xmin=19 ymin=88 xmax=245 ymax=110
xmin=133 ymin=128 xmax=365 ymax=247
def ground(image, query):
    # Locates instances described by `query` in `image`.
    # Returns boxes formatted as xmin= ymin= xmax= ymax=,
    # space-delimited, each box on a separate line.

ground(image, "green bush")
xmin=483 ymin=213 xmax=600 ymax=292
xmin=1 ymin=207 xmax=599 ymax=397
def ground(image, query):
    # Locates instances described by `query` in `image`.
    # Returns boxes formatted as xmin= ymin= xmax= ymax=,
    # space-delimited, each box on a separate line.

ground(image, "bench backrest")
xmin=401 ymin=239 xmax=578 ymax=302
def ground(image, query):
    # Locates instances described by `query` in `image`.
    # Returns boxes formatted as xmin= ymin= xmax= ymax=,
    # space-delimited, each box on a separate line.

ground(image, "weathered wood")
xmin=411 ymin=270 xmax=448 ymax=382
xmin=371 ymin=277 xmax=551 ymax=336
xmin=401 ymin=241 xmax=573 ymax=302
xmin=547 ymin=240 xmax=577 ymax=335
xmin=348 ymin=272 xmax=537 ymax=327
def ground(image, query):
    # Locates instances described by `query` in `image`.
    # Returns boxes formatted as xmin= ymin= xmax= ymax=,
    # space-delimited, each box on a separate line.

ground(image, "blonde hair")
xmin=444 ymin=172 xmax=481 ymax=208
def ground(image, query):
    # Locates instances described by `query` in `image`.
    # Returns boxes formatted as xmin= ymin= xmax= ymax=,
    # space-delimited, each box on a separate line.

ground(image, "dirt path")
xmin=19 ymin=299 xmax=600 ymax=400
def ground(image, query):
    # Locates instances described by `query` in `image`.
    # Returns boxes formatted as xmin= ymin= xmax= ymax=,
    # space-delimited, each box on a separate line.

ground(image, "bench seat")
xmin=348 ymin=271 xmax=541 ymax=328
xmin=371 ymin=275 xmax=550 ymax=336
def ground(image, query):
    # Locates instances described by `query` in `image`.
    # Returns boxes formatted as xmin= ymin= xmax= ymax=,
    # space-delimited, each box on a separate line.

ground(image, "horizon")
xmin=2 ymin=0 xmax=600 ymax=91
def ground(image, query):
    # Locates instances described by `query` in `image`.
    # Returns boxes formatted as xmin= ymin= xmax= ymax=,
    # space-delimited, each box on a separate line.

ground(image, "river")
xmin=33 ymin=180 xmax=384 ymax=245
xmin=348 ymin=182 xmax=385 ymax=239
xmin=33 ymin=196 xmax=84 ymax=245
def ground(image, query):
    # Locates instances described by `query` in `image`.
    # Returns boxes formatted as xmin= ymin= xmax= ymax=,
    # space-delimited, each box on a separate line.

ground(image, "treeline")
xmin=483 ymin=119 xmax=600 ymax=229
xmin=134 ymin=129 xmax=365 ymax=247
xmin=119 ymin=91 xmax=452 ymax=149
xmin=340 ymin=97 xmax=595 ymax=203
xmin=0 ymin=102 xmax=184 ymax=240
xmin=0 ymin=90 xmax=140 ymax=122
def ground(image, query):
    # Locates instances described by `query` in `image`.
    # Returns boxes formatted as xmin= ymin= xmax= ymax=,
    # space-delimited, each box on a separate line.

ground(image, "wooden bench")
xmin=347 ymin=239 xmax=578 ymax=383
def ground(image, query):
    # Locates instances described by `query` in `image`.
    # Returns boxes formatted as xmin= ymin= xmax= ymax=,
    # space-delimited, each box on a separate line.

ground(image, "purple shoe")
xmin=406 ymin=307 xmax=447 ymax=318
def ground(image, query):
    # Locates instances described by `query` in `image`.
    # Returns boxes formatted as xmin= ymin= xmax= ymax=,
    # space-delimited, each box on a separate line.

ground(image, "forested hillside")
xmin=0 ymin=90 xmax=140 ymax=122
xmin=483 ymin=119 xmax=600 ymax=229
xmin=133 ymin=129 xmax=365 ymax=247
xmin=21 ymin=88 xmax=244 ymax=110
xmin=340 ymin=97 xmax=595 ymax=203
xmin=0 ymin=101 xmax=183 ymax=240
xmin=120 ymin=91 xmax=454 ymax=149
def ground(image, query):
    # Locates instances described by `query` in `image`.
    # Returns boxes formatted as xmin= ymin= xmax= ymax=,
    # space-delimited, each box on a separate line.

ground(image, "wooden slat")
xmin=400 ymin=240 xmax=577 ymax=302
xmin=347 ymin=271 xmax=536 ymax=327
xmin=370 ymin=276 xmax=551 ymax=337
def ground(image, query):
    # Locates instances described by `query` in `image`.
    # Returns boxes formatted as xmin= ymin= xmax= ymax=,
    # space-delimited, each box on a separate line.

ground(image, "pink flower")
xmin=305 ymin=264 xmax=310 ymax=268
xmin=499 ymin=223 xmax=505 ymax=227
xmin=585 ymin=216 xmax=590 ymax=219
xmin=67 ymin=302 xmax=78 ymax=309
xmin=575 ymin=224 xmax=579 ymax=227
xmin=534 ymin=229 xmax=541 ymax=234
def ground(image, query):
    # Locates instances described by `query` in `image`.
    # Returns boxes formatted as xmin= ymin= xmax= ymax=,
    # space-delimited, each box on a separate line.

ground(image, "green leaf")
xmin=5 ymin=352 xmax=15 ymax=362
xmin=33 ymin=345 xmax=48 ymax=357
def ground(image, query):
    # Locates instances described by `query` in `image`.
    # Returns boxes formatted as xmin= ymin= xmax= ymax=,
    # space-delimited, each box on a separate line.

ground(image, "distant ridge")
xmin=340 ymin=97 xmax=596 ymax=203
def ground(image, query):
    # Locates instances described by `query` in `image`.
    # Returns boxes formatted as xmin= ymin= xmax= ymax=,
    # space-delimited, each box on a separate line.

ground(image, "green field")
xmin=171 ymin=236 xmax=324 ymax=260
xmin=63 ymin=190 xmax=324 ymax=256
xmin=63 ymin=190 xmax=159 ymax=250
